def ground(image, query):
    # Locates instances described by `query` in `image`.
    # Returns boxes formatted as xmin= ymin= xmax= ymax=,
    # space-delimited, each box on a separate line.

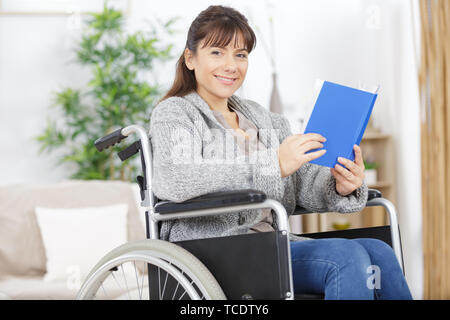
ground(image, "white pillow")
xmin=35 ymin=204 xmax=128 ymax=285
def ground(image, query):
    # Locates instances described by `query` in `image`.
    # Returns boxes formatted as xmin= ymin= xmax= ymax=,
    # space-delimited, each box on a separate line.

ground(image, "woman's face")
xmin=184 ymin=33 xmax=249 ymax=103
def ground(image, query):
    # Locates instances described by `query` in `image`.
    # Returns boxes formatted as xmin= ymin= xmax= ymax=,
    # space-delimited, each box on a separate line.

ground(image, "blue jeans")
xmin=290 ymin=238 xmax=413 ymax=300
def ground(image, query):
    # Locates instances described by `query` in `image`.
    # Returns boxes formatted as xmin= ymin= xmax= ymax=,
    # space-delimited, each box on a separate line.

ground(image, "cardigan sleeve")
xmin=266 ymin=107 xmax=368 ymax=213
xmin=149 ymin=98 xmax=285 ymax=203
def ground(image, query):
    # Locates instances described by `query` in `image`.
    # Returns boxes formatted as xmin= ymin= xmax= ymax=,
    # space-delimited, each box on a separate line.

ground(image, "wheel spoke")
xmin=178 ymin=279 xmax=195 ymax=300
xmin=111 ymin=271 xmax=124 ymax=292
xmin=141 ymin=262 xmax=147 ymax=299
xmin=120 ymin=264 xmax=131 ymax=300
xmin=144 ymin=262 xmax=149 ymax=300
xmin=171 ymin=282 xmax=180 ymax=300
xmin=161 ymin=269 xmax=169 ymax=299
xmin=158 ymin=267 xmax=161 ymax=299
xmin=178 ymin=289 xmax=187 ymax=300
xmin=100 ymin=283 xmax=108 ymax=299
xmin=133 ymin=261 xmax=142 ymax=300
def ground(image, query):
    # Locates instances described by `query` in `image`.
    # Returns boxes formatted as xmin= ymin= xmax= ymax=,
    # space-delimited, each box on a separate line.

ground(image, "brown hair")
xmin=159 ymin=5 xmax=257 ymax=103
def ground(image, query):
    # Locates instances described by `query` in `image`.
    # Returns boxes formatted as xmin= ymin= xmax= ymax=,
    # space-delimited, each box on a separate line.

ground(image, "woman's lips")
xmin=215 ymin=75 xmax=236 ymax=85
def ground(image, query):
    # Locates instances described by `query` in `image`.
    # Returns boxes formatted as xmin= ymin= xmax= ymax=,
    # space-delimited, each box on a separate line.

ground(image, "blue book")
xmin=304 ymin=80 xmax=378 ymax=168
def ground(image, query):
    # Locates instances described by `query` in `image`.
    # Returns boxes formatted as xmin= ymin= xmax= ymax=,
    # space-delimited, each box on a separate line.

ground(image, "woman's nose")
xmin=224 ymin=54 xmax=238 ymax=71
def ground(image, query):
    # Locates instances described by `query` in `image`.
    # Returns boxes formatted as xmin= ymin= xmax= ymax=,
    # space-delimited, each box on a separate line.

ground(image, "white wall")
xmin=0 ymin=0 xmax=423 ymax=299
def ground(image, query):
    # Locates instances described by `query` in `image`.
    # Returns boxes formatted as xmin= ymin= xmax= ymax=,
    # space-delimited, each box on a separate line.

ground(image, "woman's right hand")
xmin=277 ymin=133 xmax=327 ymax=178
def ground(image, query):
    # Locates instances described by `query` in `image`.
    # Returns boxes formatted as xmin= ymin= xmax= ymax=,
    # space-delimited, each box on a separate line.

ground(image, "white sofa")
xmin=0 ymin=180 xmax=146 ymax=299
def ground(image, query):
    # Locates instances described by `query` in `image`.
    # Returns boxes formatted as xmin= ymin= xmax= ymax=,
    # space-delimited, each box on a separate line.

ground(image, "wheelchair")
xmin=76 ymin=124 xmax=404 ymax=300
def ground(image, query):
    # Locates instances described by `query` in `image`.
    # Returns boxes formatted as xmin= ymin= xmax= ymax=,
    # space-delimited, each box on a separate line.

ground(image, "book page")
xmin=302 ymin=79 xmax=324 ymax=133
xmin=357 ymin=81 xmax=380 ymax=94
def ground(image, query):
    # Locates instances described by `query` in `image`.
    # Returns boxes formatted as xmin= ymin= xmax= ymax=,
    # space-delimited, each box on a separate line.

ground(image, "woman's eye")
xmin=211 ymin=51 xmax=247 ymax=58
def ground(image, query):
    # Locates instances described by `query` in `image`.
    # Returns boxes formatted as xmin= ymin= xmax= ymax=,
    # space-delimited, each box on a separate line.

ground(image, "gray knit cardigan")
xmin=149 ymin=91 xmax=368 ymax=242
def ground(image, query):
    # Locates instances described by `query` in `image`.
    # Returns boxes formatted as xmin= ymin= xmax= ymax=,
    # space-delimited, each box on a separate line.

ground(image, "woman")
xmin=150 ymin=5 xmax=412 ymax=300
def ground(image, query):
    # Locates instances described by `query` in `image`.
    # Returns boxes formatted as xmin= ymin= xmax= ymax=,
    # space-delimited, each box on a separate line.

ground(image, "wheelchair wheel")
xmin=76 ymin=239 xmax=226 ymax=300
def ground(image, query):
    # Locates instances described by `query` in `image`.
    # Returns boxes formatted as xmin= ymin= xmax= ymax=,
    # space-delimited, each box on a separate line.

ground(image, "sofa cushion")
xmin=0 ymin=276 xmax=141 ymax=300
xmin=35 ymin=203 xmax=128 ymax=282
xmin=0 ymin=180 xmax=145 ymax=280
xmin=0 ymin=277 xmax=80 ymax=300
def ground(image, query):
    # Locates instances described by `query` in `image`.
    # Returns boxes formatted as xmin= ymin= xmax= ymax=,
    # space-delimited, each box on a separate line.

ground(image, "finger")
xmin=306 ymin=132 xmax=327 ymax=141
xmin=298 ymin=141 xmax=324 ymax=153
xmin=330 ymin=167 xmax=348 ymax=184
xmin=297 ymin=133 xmax=327 ymax=144
xmin=353 ymin=145 xmax=364 ymax=167
xmin=305 ymin=149 xmax=326 ymax=162
xmin=331 ymin=169 xmax=356 ymax=194
xmin=334 ymin=163 xmax=354 ymax=181
xmin=333 ymin=165 xmax=364 ymax=188
xmin=337 ymin=156 xmax=361 ymax=176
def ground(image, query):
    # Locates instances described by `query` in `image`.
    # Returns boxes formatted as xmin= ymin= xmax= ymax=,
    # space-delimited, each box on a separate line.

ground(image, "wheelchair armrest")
xmin=154 ymin=189 xmax=267 ymax=214
xmin=368 ymin=188 xmax=382 ymax=200
xmin=292 ymin=188 xmax=383 ymax=215
xmin=154 ymin=188 xmax=382 ymax=215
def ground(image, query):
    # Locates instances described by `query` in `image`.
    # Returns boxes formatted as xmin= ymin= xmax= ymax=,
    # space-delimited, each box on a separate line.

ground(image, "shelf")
xmin=367 ymin=181 xmax=391 ymax=189
xmin=362 ymin=132 xmax=391 ymax=140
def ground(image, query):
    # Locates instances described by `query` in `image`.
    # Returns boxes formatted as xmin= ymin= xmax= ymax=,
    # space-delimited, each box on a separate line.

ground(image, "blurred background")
xmin=1 ymin=0 xmax=448 ymax=300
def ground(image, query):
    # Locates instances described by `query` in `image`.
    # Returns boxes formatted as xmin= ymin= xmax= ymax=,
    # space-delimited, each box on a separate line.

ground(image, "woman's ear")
xmin=184 ymin=48 xmax=194 ymax=71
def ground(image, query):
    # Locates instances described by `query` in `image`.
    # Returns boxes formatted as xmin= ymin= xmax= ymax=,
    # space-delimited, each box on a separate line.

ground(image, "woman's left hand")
xmin=330 ymin=144 xmax=365 ymax=196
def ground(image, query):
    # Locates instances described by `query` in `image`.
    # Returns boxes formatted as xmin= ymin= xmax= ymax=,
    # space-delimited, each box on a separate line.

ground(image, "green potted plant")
xmin=364 ymin=159 xmax=379 ymax=186
xmin=36 ymin=4 xmax=177 ymax=182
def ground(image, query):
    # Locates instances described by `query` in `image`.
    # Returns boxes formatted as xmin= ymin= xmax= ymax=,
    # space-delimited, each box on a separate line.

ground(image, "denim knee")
xmin=353 ymin=238 xmax=401 ymax=268
xmin=353 ymin=238 xmax=412 ymax=300
xmin=322 ymin=238 xmax=372 ymax=269
xmin=354 ymin=238 xmax=392 ymax=252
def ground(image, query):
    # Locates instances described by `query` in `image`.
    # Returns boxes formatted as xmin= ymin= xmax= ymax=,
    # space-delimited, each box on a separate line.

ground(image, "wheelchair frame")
xmin=121 ymin=125 xmax=295 ymax=298
xmin=88 ymin=124 xmax=404 ymax=300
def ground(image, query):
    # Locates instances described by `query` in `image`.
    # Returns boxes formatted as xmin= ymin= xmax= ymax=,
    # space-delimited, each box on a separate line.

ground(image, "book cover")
xmin=304 ymin=80 xmax=378 ymax=168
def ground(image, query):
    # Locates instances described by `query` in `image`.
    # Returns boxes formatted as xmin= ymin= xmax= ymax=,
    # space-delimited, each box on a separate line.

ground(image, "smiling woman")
xmin=150 ymin=5 xmax=412 ymax=300
xmin=183 ymin=37 xmax=249 ymax=115
xmin=159 ymin=5 xmax=256 ymax=110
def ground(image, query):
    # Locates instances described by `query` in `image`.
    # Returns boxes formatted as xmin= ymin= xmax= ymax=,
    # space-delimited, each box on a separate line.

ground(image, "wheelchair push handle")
xmin=94 ymin=128 xmax=127 ymax=152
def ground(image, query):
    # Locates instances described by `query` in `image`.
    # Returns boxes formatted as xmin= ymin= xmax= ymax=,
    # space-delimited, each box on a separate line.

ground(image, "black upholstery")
xmin=154 ymin=189 xmax=266 ymax=214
